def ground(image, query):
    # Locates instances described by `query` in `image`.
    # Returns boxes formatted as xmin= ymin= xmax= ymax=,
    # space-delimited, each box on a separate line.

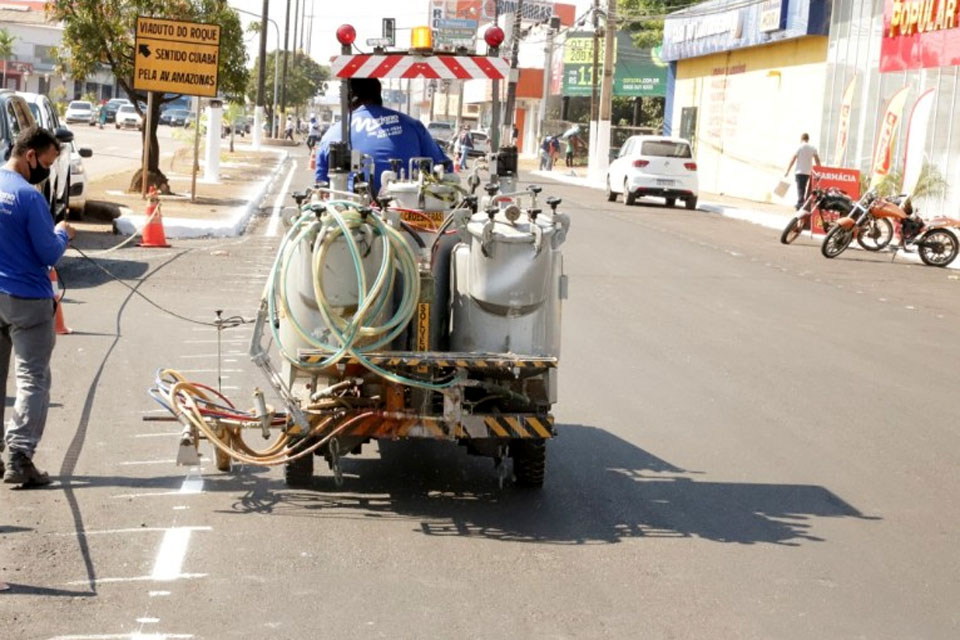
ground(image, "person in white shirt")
xmin=784 ymin=133 xmax=821 ymax=210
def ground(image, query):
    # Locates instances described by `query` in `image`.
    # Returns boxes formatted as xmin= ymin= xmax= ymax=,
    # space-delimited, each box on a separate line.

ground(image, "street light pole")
xmin=502 ymin=0 xmax=524 ymax=146
xmin=594 ymin=0 xmax=616 ymax=180
xmin=281 ymin=0 xmax=291 ymax=117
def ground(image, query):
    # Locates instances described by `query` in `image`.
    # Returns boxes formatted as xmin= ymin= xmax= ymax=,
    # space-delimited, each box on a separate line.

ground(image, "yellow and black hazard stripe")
xmin=482 ymin=415 xmax=554 ymax=439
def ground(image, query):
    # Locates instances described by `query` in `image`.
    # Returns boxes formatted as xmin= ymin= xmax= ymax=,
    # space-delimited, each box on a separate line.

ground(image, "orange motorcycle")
xmin=822 ymin=191 xmax=960 ymax=267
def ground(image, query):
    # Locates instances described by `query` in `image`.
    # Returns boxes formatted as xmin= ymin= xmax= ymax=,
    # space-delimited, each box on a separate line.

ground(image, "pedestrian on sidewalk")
xmin=539 ymin=136 xmax=553 ymax=171
xmin=0 ymin=126 xmax=75 ymax=487
xmin=284 ymin=115 xmax=295 ymax=142
xmin=565 ymin=136 xmax=574 ymax=167
xmin=511 ymin=123 xmax=519 ymax=145
xmin=458 ymin=128 xmax=472 ymax=171
xmin=784 ymin=133 xmax=821 ymax=210
xmin=306 ymin=116 xmax=321 ymax=150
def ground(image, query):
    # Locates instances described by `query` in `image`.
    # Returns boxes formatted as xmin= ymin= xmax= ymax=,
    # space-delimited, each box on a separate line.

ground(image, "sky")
xmin=227 ymin=0 xmax=595 ymax=69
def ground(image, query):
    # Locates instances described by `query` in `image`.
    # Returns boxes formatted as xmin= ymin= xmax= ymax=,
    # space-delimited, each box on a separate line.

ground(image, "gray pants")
xmin=0 ymin=293 xmax=55 ymax=457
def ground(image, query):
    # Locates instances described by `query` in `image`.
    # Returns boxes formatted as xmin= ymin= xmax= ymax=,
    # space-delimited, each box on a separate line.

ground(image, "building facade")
xmin=662 ymin=0 xmax=831 ymax=201
xmin=820 ymin=0 xmax=960 ymax=214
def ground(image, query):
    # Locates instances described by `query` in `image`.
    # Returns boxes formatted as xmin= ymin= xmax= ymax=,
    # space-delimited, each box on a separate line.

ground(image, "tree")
xmin=0 ymin=29 xmax=15 ymax=89
xmin=245 ymin=49 xmax=329 ymax=126
xmin=47 ymin=1 xmax=249 ymax=193
xmin=619 ymin=0 xmax=692 ymax=49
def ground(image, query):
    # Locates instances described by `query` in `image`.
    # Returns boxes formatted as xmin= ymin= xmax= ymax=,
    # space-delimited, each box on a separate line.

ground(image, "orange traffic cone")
xmin=309 ymin=149 xmax=316 ymax=171
xmin=139 ymin=186 xmax=170 ymax=248
xmin=50 ymin=268 xmax=71 ymax=335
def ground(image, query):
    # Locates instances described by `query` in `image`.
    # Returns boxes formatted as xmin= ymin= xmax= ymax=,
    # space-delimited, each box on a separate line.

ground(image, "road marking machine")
xmin=152 ymin=23 xmax=570 ymax=488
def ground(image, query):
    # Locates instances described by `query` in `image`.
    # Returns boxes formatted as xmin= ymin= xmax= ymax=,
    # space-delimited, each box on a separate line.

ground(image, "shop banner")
xmin=880 ymin=0 xmax=960 ymax=72
xmin=811 ymin=166 xmax=861 ymax=234
xmin=869 ymin=86 xmax=910 ymax=190
xmin=562 ymin=32 xmax=667 ymax=97
xmin=833 ymin=75 xmax=857 ymax=165
xmin=902 ymin=88 xmax=936 ymax=195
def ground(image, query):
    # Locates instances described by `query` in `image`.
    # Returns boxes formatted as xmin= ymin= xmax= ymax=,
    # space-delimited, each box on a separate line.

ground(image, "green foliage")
xmin=0 ymin=29 xmax=15 ymax=59
xmin=871 ymin=162 xmax=948 ymax=200
xmin=246 ymin=50 xmax=329 ymax=112
xmin=46 ymin=1 xmax=249 ymax=103
xmin=619 ymin=0 xmax=693 ymax=49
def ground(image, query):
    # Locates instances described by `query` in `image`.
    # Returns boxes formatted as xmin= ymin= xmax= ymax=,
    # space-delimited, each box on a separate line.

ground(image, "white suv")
xmin=606 ymin=135 xmax=699 ymax=209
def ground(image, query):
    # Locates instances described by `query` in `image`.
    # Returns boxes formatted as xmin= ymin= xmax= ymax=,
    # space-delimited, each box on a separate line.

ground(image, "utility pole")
xmin=537 ymin=17 xmax=559 ymax=145
xmin=281 ymin=0 xmax=291 ymax=118
xmin=292 ymin=0 xmax=300 ymax=55
xmin=456 ymin=80 xmax=464 ymax=130
xmin=300 ymin=0 xmax=308 ymax=51
xmin=253 ymin=0 xmax=269 ymax=149
xmin=589 ymin=0 xmax=600 ymax=170
xmin=502 ymin=0 xmax=524 ymax=147
xmin=594 ymin=0 xmax=616 ymax=180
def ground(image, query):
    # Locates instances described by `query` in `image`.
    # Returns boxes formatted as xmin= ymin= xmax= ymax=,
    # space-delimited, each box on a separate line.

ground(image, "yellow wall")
xmin=672 ymin=37 xmax=828 ymax=203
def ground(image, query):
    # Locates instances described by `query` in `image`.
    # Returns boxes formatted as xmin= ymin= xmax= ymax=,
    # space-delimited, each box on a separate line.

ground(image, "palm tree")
xmin=0 ymin=29 xmax=15 ymax=90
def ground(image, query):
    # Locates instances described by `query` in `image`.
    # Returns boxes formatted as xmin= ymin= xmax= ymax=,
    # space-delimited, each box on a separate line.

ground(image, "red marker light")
xmin=684 ymin=162 xmax=698 ymax=171
xmin=484 ymin=26 xmax=505 ymax=48
xmin=336 ymin=24 xmax=356 ymax=46
xmin=633 ymin=159 xmax=649 ymax=168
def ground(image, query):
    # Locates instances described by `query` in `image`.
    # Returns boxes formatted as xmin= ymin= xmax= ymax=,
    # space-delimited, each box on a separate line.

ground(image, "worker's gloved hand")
xmin=56 ymin=221 xmax=76 ymax=241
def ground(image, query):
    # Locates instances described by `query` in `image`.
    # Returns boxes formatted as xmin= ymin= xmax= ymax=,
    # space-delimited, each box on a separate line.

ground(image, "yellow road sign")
xmin=134 ymin=16 xmax=221 ymax=97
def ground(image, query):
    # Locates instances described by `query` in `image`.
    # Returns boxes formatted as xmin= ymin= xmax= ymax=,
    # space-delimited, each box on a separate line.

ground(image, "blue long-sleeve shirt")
xmin=0 ymin=168 xmax=68 ymax=299
xmin=315 ymin=105 xmax=452 ymax=195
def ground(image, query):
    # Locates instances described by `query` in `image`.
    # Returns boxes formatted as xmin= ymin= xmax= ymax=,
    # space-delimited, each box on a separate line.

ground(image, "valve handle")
xmin=484 ymin=182 xmax=499 ymax=196
xmin=546 ymin=196 xmax=562 ymax=210
xmin=528 ymin=185 xmax=543 ymax=195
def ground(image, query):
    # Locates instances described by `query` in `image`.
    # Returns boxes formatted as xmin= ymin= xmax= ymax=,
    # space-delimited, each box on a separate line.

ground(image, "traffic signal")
xmin=383 ymin=18 xmax=396 ymax=46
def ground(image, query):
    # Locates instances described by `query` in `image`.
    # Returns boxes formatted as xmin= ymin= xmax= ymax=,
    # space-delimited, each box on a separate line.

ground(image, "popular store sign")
xmin=881 ymin=0 xmax=960 ymax=70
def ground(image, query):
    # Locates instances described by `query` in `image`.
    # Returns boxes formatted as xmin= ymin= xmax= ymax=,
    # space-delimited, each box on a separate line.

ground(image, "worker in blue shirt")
xmin=0 ymin=126 xmax=74 ymax=487
xmin=315 ymin=78 xmax=452 ymax=195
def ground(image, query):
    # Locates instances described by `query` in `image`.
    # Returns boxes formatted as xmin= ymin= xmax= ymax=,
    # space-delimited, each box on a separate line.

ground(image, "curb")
xmin=114 ymin=149 xmax=290 ymax=239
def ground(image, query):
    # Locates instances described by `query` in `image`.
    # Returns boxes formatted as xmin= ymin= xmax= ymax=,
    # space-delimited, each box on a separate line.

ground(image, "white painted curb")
xmin=114 ymin=149 xmax=290 ymax=239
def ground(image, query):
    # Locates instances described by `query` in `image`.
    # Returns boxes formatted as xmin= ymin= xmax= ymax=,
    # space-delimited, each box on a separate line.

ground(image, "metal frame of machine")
xmin=158 ymin=23 xmax=570 ymax=489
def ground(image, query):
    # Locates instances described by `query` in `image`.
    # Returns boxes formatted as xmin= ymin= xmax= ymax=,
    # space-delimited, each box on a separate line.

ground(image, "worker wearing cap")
xmin=314 ymin=78 xmax=452 ymax=195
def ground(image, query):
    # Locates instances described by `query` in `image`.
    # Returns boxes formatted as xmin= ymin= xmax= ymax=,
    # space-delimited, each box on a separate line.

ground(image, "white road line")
xmin=139 ymin=409 xmax=168 ymax=414
xmin=151 ymin=528 xmax=193 ymax=581
xmin=49 ymin=635 xmax=193 ymax=640
xmin=118 ymin=459 xmax=178 ymax=466
xmin=148 ymin=591 xmax=171 ymax=597
xmin=175 ymin=368 xmax=242 ymax=373
xmin=183 ymin=339 xmax=249 ymax=344
xmin=52 ymin=526 xmax=211 ymax=537
xmin=136 ymin=618 xmax=160 ymax=624
xmin=180 ymin=472 xmax=204 ymax=494
xmin=177 ymin=352 xmax=244 ymax=359
xmin=266 ymin=160 xmax=298 ymax=237
xmin=132 ymin=432 xmax=181 ymax=438
xmin=65 ymin=574 xmax=207 ymax=586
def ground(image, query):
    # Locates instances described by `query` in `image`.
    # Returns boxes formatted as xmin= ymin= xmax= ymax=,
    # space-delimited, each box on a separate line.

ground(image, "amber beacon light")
xmin=410 ymin=26 xmax=434 ymax=53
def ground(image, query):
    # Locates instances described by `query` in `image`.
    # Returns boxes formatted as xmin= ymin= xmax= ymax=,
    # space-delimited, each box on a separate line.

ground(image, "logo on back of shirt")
xmin=0 ymin=191 xmax=15 ymax=215
xmin=353 ymin=114 xmax=402 ymax=139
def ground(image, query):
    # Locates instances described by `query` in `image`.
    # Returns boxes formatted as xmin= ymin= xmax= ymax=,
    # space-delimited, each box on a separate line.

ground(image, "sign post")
xmin=134 ymin=16 xmax=221 ymax=200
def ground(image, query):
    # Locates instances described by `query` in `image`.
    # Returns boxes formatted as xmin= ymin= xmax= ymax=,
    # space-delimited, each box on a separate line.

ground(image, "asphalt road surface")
xmin=3 ymin=149 xmax=960 ymax=639
xmin=71 ymin=124 xmax=188 ymax=182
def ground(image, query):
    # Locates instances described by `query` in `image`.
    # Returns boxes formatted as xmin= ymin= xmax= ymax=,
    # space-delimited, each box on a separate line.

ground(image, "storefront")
xmin=821 ymin=0 xmax=960 ymax=214
xmin=662 ymin=0 xmax=830 ymax=201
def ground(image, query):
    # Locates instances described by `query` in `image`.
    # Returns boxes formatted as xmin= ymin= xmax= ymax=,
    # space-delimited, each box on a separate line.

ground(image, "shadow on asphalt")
xmin=203 ymin=424 xmax=874 ymax=546
xmin=57 ymin=253 xmax=150 ymax=289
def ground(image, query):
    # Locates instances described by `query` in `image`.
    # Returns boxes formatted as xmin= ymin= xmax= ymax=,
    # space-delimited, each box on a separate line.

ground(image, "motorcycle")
xmin=781 ymin=187 xmax=857 ymax=244
xmin=822 ymin=191 xmax=960 ymax=267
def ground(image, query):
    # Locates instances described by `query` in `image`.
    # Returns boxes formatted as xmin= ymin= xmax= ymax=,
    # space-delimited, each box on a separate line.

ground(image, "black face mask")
xmin=27 ymin=156 xmax=50 ymax=185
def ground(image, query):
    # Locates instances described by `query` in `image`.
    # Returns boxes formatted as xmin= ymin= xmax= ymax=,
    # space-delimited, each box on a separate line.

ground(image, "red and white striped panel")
xmin=331 ymin=54 xmax=510 ymax=80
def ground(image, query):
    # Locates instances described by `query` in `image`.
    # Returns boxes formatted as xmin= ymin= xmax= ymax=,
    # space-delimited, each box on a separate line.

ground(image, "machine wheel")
xmin=665 ymin=197 xmax=676 ymax=208
xmin=511 ymin=439 xmax=546 ymax=488
xmin=781 ymin=216 xmax=803 ymax=244
xmin=822 ymin=225 xmax=853 ymax=258
xmin=284 ymin=447 xmax=314 ymax=487
xmin=856 ymin=217 xmax=894 ymax=252
xmin=918 ymin=229 xmax=959 ymax=267
xmin=624 ymin=180 xmax=637 ymax=206
xmin=685 ymin=197 xmax=698 ymax=210
xmin=606 ymin=176 xmax=617 ymax=202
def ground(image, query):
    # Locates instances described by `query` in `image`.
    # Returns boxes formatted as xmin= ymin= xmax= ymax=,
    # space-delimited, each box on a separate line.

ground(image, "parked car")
xmin=427 ymin=121 xmax=456 ymax=151
xmin=67 ymin=141 xmax=92 ymax=216
xmin=102 ymin=98 xmax=131 ymax=123
xmin=606 ymin=135 xmax=699 ymax=209
xmin=19 ymin=91 xmax=88 ymax=220
xmin=163 ymin=109 xmax=190 ymax=127
xmin=467 ymin=129 xmax=490 ymax=157
xmin=65 ymin=100 xmax=96 ymax=125
xmin=115 ymin=104 xmax=143 ymax=130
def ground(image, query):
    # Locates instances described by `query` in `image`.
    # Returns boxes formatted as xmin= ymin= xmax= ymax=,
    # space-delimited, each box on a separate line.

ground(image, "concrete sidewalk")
xmin=85 ymin=143 xmax=288 ymax=238
xmin=530 ymin=168 xmax=960 ymax=270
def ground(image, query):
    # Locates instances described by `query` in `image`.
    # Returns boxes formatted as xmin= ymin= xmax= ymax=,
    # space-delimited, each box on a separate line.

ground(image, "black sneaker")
xmin=3 ymin=451 xmax=51 ymax=487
